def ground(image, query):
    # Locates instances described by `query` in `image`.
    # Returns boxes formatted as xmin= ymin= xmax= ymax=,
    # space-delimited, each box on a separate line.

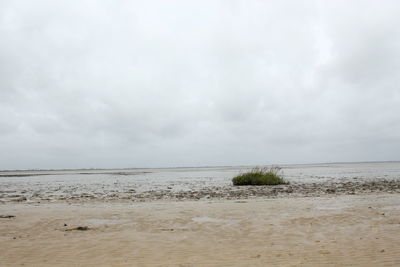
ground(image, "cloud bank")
xmin=1 ymin=0 xmax=400 ymax=169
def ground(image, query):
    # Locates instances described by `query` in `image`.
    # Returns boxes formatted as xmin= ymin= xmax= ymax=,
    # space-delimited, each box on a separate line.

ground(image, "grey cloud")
xmin=1 ymin=0 xmax=400 ymax=169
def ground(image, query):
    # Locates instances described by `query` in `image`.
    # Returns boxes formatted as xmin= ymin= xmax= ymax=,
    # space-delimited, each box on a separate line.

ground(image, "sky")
xmin=1 ymin=0 xmax=400 ymax=170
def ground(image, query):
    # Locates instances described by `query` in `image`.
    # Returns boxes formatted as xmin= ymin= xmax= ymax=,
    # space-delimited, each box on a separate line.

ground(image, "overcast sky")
xmin=1 ymin=0 xmax=400 ymax=170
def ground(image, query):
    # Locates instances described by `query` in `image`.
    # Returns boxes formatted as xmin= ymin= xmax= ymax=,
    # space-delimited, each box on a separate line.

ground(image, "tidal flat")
xmin=1 ymin=162 xmax=400 ymax=203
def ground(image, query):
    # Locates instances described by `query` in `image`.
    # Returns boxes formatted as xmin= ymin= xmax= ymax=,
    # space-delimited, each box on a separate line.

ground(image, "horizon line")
xmin=1 ymin=160 xmax=399 ymax=172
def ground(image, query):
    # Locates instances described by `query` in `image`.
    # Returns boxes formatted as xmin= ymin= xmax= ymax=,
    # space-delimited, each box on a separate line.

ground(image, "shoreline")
xmin=2 ymin=160 xmax=399 ymax=174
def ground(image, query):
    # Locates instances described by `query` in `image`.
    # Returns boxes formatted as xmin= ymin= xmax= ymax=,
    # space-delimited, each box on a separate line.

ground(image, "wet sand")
xmin=1 ymin=193 xmax=400 ymax=266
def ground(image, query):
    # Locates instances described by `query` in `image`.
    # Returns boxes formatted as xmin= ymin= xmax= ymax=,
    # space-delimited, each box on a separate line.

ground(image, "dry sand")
xmin=1 ymin=194 xmax=400 ymax=266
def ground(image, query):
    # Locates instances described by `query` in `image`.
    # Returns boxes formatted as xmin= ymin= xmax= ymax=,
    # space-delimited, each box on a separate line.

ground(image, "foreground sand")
xmin=1 ymin=194 xmax=400 ymax=266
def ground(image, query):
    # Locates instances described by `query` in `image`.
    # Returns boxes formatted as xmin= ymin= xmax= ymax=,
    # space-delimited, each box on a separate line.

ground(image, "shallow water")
xmin=1 ymin=162 xmax=400 ymax=203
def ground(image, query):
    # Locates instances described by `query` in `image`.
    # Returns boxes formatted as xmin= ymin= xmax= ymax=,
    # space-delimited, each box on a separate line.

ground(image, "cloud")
xmin=1 ymin=0 xmax=400 ymax=169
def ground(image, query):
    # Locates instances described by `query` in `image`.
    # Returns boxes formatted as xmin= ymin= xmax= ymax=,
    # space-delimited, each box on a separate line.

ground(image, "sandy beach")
xmin=1 ymin=193 xmax=400 ymax=266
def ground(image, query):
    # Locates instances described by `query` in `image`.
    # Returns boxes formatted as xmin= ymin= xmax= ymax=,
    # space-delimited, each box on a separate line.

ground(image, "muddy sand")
xmin=1 ymin=193 xmax=400 ymax=266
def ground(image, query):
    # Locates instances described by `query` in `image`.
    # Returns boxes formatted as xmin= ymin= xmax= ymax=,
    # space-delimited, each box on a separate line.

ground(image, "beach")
xmin=1 ymin=162 xmax=400 ymax=266
xmin=1 ymin=194 xmax=400 ymax=266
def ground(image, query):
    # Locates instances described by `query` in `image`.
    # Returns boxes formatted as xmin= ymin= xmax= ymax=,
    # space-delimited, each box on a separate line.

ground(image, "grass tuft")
xmin=232 ymin=166 xmax=287 ymax=186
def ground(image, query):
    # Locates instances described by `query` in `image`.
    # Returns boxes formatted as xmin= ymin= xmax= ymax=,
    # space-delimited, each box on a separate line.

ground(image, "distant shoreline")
xmin=1 ymin=160 xmax=399 ymax=174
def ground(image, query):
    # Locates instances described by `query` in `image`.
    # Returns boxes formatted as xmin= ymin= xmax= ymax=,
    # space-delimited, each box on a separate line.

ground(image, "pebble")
xmin=0 ymin=215 xmax=16 ymax=218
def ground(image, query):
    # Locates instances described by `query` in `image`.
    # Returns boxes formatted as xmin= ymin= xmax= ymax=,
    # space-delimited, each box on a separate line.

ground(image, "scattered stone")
xmin=2 ymin=178 xmax=400 ymax=203
xmin=326 ymin=188 xmax=336 ymax=194
xmin=64 ymin=223 xmax=67 ymax=227
xmin=65 ymin=226 xmax=89 ymax=231
xmin=285 ymin=187 xmax=294 ymax=193
xmin=0 ymin=215 xmax=15 ymax=219
xmin=16 ymin=196 xmax=27 ymax=202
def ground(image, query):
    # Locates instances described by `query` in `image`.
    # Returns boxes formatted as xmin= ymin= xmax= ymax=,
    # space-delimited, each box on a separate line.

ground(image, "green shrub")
xmin=232 ymin=166 xmax=287 ymax=186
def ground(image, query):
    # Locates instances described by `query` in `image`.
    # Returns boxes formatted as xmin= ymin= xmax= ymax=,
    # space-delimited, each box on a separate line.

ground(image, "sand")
xmin=1 ymin=193 xmax=400 ymax=266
